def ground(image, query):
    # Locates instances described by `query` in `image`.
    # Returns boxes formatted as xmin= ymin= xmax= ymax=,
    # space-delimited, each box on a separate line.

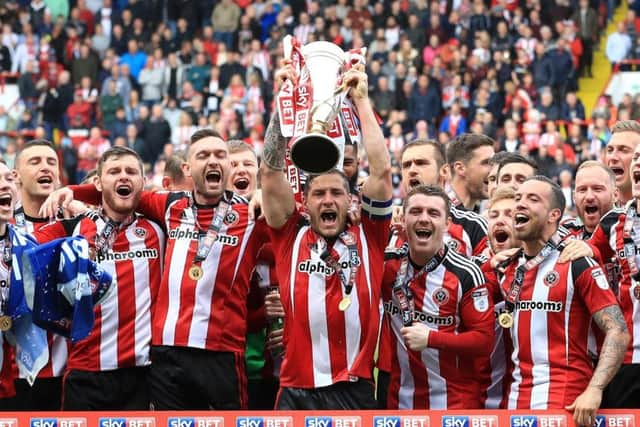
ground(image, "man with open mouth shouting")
xmin=42 ymin=129 xmax=269 ymax=410
xmin=260 ymin=62 xmax=392 ymax=410
xmin=382 ymin=185 xmax=493 ymax=409
xmin=498 ymin=176 xmax=627 ymax=423
xmin=585 ymin=141 xmax=640 ymax=409
xmin=33 ymin=146 xmax=164 ymax=410
xmin=10 ymin=139 xmax=67 ymax=410
xmin=605 ymin=120 xmax=640 ymax=207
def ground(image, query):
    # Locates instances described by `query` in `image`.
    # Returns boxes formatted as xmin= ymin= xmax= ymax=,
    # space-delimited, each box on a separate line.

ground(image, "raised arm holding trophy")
xmin=261 ymin=36 xmax=393 ymax=410
xmin=277 ymin=35 xmax=367 ymax=175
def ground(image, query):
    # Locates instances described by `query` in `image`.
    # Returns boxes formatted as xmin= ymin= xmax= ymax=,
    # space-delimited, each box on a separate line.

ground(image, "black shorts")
xmin=276 ymin=379 xmax=376 ymax=410
xmin=13 ymin=377 xmax=62 ymax=411
xmin=248 ymin=378 xmax=279 ymax=410
xmin=149 ymin=345 xmax=247 ymax=410
xmin=602 ymin=363 xmax=640 ymax=408
xmin=62 ymin=366 xmax=150 ymax=410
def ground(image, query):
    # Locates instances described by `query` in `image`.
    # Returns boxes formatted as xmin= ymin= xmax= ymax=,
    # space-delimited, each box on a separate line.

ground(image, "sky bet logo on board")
xmin=304 ymin=416 xmax=361 ymax=427
xmin=594 ymin=415 xmax=635 ymax=427
xmin=236 ymin=416 xmax=293 ymax=427
xmin=0 ymin=419 xmax=17 ymax=427
xmin=443 ymin=415 xmax=498 ymax=427
xmin=373 ymin=415 xmax=430 ymax=427
xmin=99 ymin=417 xmax=156 ymax=427
xmin=168 ymin=417 xmax=225 ymax=427
xmin=510 ymin=415 xmax=566 ymax=427
xmin=31 ymin=418 xmax=87 ymax=427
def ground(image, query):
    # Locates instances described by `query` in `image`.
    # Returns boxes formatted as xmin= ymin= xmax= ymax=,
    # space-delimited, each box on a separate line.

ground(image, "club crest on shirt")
xmin=432 ymin=288 xmax=450 ymax=305
xmin=134 ymin=227 xmax=147 ymax=238
xmin=543 ymin=271 xmax=560 ymax=287
xmin=472 ymin=288 xmax=489 ymax=312
xmin=446 ymin=239 xmax=460 ymax=251
xmin=224 ymin=210 xmax=239 ymax=226
xmin=591 ymin=268 xmax=609 ymax=290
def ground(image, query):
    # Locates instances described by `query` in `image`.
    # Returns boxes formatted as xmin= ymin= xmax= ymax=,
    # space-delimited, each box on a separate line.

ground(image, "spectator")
xmin=18 ymin=60 xmax=39 ymax=107
xmin=536 ymin=89 xmax=561 ymax=122
xmin=162 ymin=53 xmax=185 ymax=102
xmin=76 ymin=126 xmax=110 ymax=182
xmin=439 ymin=102 xmax=468 ymax=138
xmin=91 ymin=23 xmax=109 ymax=58
xmin=71 ymin=43 xmax=99 ymax=85
xmin=120 ymin=39 xmax=147 ymax=81
xmin=572 ymin=0 xmax=598 ymax=77
xmin=138 ymin=56 xmax=164 ymax=106
xmin=105 ymin=107 xmax=128 ymax=141
xmin=66 ymin=91 xmax=93 ymax=129
xmin=606 ymin=21 xmax=632 ymax=68
xmin=99 ymin=79 xmax=124 ymax=128
xmin=139 ymin=104 xmax=172 ymax=165
xmin=408 ymin=74 xmax=441 ymax=133
xmin=185 ymin=52 xmax=210 ymax=93
xmin=562 ymin=91 xmax=587 ymax=124
xmin=211 ymin=0 xmax=241 ymax=49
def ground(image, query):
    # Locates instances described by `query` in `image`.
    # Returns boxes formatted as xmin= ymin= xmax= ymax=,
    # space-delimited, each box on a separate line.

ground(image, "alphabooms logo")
xmin=373 ymin=415 xmax=430 ymax=427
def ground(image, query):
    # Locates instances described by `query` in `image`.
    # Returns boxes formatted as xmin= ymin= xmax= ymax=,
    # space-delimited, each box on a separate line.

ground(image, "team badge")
xmin=447 ymin=240 xmax=460 ymax=251
xmin=543 ymin=271 xmax=560 ymax=287
xmin=134 ymin=227 xmax=147 ymax=238
xmin=472 ymin=288 xmax=489 ymax=312
xmin=591 ymin=268 xmax=609 ymax=290
xmin=224 ymin=210 xmax=239 ymax=225
xmin=432 ymin=288 xmax=449 ymax=305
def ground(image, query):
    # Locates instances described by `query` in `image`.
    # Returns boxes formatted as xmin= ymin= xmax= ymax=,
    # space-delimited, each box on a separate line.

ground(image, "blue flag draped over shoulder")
xmin=5 ymin=226 xmax=48 ymax=385
xmin=21 ymin=236 xmax=113 ymax=344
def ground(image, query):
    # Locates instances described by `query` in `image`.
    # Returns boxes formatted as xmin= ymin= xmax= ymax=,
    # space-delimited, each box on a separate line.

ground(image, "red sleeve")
xmin=32 ymin=220 xmax=71 ymax=243
xmin=267 ymin=209 xmax=304 ymax=256
xmin=70 ymin=185 xmax=175 ymax=225
xmin=428 ymin=286 xmax=494 ymax=356
xmin=587 ymin=212 xmax=619 ymax=262
xmin=472 ymin=236 xmax=488 ymax=257
xmin=573 ymin=258 xmax=619 ymax=315
xmin=70 ymin=184 xmax=101 ymax=205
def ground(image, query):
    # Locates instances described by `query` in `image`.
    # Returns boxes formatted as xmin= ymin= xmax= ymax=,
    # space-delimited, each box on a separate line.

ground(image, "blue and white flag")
xmin=22 ymin=236 xmax=113 ymax=344
xmin=4 ymin=226 xmax=48 ymax=385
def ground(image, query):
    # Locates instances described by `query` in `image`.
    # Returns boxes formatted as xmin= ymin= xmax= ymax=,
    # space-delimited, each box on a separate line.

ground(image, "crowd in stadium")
xmin=0 ymin=0 xmax=639 ymax=418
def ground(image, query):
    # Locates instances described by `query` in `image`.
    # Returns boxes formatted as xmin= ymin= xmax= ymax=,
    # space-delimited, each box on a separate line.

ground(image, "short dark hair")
xmin=525 ymin=175 xmax=566 ymax=220
xmin=497 ymin=153 xmax=539 ymax=176
xmin=446 ymin=133 xmax=495 ymax=167
xmin=401 ymin=139 xmax=446 ymax=169
xmin=403 ymin=184 xmax=451 ymax=214
xmin=489 ymin=151 xmax=513 ymax=167
xmin=190 ymin=128 xmax=223 ymax=145
xmin=163 ymin=151 xmax=187 ymax=182
xmin=16 ymin=138 xmax=57 ymax=166
xmin=303 ymin=169 xmax=350 ymax=198
xmin=97 ymin=146 xmax=144 ymax=177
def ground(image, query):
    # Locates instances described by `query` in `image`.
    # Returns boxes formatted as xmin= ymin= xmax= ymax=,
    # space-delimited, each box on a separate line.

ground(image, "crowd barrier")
xmin=0 ymin=411 xmax=637 ymax=427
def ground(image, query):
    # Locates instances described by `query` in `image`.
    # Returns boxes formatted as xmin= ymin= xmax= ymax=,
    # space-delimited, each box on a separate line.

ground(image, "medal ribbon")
xmin=318 ymin=231 xmax=359 ymax=298
xmin=94 ymin=211 xmax=134 ymax=259
xmin=192 ymin=199 xmax=230 ymax=264
xmin=393 ymin=244 xmax=447 ymax=326
xmin=0 ymin=236 xmax=10 ymax=316
xmin=504 ymin=231 xmax=563 ymax=316
xmin=622 ymin=204 xmax=640 ymax=281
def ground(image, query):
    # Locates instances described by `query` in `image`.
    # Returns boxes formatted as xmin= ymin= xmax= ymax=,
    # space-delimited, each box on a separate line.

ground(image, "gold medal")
xmin=0 ymin=316 xmax=12 ymax=332
xmin=498 ymin=312 xmax=513 ymax=328
xmin=339 ymin=296 xmax=351 ymax=311
xmin=189 ymin=265 xmax=203 ymax=281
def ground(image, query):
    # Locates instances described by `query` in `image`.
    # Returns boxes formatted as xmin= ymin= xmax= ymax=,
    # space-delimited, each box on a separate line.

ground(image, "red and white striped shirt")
xmin=589 ymin=205 xmax=640 ymax=363
xmin=69 ymin=186 xmax=270 ymax=354
xmin=11 ymin=209 xmax=68 ymax=378
xmin=382 ymin=247 xmax=493 ymax=409
xmin=500 ymin=252 xmax=617 ymax=408
xmin=136 ymin=190 xmax=267 ymax=352
xmin=268 ymin=196 xmax=392 ymax=388
xmin=34 ymin=212 xmax=165 ymax=371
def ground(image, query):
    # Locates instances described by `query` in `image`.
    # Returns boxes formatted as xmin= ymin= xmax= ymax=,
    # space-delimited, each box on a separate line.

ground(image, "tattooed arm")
xmin=260 ymin=109 xmax=296 ymax=228
xmin=566 ymin=304 xmax=629 ymax=426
